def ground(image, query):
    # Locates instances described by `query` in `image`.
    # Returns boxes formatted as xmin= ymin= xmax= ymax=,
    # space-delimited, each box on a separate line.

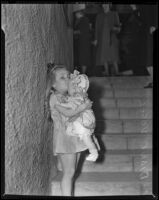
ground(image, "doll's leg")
xmin=82 ymin=134 xmax=98 ymax=162
xmin=82 ymin=111 xmax=96 ymax=129
xmin=58 ymin=153 xmax=77 ymax=196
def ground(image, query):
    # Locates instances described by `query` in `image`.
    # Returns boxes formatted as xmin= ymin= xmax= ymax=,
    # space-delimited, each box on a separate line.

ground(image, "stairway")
xmin=51 ymin=76 xmax=152 ymax=196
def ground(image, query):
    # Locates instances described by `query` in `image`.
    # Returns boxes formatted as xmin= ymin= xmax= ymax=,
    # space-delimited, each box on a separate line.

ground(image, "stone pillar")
xmin=2 ymin=4 xmax=73 ymax=195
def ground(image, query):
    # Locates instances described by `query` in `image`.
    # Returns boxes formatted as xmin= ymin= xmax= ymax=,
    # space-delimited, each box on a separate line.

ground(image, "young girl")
xmin=56 ymin=70 xmax=100 ymax=161
xmin=45 ymin=63 xmax=92 ymax=196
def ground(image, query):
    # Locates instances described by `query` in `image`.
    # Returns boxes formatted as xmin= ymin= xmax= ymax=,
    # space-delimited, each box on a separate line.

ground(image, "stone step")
xmin=95 ymin=119 xmax=152 ymax=134
xmin=82 ymin=150 xmax=152 ymax=173
xmin=89 ymin=76 xmax=150 ymax=85
xmin=112 ymin=84 xmax=147 ymax=89
xmin=93 ymin=107 xmax=152 ymax=120
xmin=98 ymin=134 xmax=152 ymax=150
xmin=57 ymin=149 xmax=152 ymax=173
xmin=111 ymin=80 xmax=151 ymax=88
xmin=123 ymin=119 xmax=152 ymax=134
xmin=51 ymin=171 xmax=152 ymax=196
xmin=97 ymin=98 xmax=152 ymax=108
xmin=114 ymin=88 xmax=152 ymax=98
xmin=89 ymin=77 xmax=151 ymax=88
xmin=116 ymin=98 xmax=152 ymax=108
xmin=89 ymin=81 xmax=149 ymax=89
xmin=98 ymin=98 xmax=117 ymax=107
xmin=120 ymin=107 xmax=152 ymax=119
xmin=93 ymin=107 xmax=119 ymax=119
xmin=90 ymin=88 xmax=152 ymax=99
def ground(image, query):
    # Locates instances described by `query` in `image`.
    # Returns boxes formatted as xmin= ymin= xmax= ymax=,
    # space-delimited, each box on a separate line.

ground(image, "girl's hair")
xmin=46 ymin=63 xmax=67 ymax=98
xmin=45 ymin=63 xmax=67 ymax=121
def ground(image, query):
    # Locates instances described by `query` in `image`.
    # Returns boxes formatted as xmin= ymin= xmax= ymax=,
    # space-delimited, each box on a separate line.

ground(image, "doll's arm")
xmin=55 ymin=100 xmax=92 ymax=117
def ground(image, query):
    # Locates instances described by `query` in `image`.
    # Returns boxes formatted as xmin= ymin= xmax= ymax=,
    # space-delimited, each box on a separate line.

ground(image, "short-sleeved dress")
xmin=49 ymin=92 xmax=88 ymax=156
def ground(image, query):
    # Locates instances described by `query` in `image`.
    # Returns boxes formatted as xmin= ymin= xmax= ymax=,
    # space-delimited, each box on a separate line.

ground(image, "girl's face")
xmin=53 ymin=68 xmax=69 ymax=94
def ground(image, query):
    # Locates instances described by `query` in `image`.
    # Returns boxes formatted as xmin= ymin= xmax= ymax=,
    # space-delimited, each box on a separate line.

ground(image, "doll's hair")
xmin=70 ymin=70 xmax=89 ymax=93
xmin=45 ymin=63 xmax=67 ymax=121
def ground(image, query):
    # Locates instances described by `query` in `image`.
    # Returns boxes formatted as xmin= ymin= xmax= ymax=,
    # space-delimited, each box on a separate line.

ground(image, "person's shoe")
xmin=144 ymin=82 xmax=153 ymax=88
xmin=86 ymin=150 xmax=98 ymax=162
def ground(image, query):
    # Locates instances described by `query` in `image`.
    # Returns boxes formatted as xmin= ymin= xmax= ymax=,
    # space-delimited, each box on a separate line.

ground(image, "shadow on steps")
xmin=72 ymin=80 xmax=108 ymax=193
xmin=88 ymin=79 xmax=107 ymax=161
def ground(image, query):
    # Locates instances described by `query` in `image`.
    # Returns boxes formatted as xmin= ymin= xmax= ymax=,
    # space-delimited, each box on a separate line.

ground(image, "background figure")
xmin=74 ymin=9 xmax=91 ymax=74
xmin=119 ymin=4 xmax=149 ymax=76
xmin=138 ymin=4 xmax=158 ymax=87
xmin=94 ymin=4 xmax=121 ymax=76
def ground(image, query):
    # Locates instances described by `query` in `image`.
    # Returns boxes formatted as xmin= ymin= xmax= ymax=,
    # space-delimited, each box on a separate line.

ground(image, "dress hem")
xmin=53 ymin=147 xmax=88 ymax=156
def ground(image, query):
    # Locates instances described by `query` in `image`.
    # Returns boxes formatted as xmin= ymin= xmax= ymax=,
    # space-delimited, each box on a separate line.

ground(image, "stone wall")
xmin=2 ymin=4 xmax=73 ymax=195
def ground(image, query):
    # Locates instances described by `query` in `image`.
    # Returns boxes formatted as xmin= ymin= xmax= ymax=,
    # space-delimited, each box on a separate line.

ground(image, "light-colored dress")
xmin=49 ymin=92 xmax=88 ymax=156
xmin=95 ymin=11 xmax=120 ymax=65
xmin=59 ymin=95 xmax=96 ymax=140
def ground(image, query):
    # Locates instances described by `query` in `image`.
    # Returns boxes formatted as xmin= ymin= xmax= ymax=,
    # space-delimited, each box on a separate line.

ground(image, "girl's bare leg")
xmin=58 ymin=153 xmax=77 ymax=196
xmin=72 ymin=152 xmax=81 ymax=196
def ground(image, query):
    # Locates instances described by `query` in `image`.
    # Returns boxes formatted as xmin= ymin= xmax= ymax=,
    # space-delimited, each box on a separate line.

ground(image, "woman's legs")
xmin=112 ymin=61 xmax=119 ymax=75
xmin=58 ymin=153 xmax=77 ymax=196
xmin=104 ymin=62 xmax=109 ymax=75
xmin=81 ymin=65 xmax=87 ymax=74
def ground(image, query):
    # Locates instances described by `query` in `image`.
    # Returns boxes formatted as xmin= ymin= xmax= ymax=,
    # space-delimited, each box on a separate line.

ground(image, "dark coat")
xmin=139 ymin=4 xmax=158 ymax=66
xmin=120 ymin=10 xmax=148 ymax=71
xmin=75 ymin=16 xmax=91 ymax=67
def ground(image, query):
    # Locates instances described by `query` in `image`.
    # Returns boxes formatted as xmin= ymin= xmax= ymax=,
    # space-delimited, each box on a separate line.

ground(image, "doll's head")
xmin=68 ymin=70 xmax=89 ymax=96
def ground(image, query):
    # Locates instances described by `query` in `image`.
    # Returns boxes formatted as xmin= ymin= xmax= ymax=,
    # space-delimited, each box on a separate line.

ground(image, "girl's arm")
xmin=55 ymin=100 xmax=92 ymax=117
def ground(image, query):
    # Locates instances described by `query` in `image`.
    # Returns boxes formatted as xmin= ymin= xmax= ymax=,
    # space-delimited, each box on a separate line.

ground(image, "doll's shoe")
xmin=86 ymin=151 xmax=98 ymax=162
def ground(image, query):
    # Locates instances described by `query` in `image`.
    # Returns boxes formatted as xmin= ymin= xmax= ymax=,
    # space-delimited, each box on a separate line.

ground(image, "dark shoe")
xmin=144 ymin=83 xmax=153 ymax=88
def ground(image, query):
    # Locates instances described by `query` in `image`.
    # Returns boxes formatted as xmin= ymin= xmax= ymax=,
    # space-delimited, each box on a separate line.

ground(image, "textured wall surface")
xmin=2 ymin=4 xmax=73 ymax=195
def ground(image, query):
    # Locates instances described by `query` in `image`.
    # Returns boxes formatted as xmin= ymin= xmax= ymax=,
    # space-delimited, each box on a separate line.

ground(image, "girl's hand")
xmin=86 ymin=99 xmax=93 ymax=109
xmin=81 ymin=100 xmax=92 ymax=110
